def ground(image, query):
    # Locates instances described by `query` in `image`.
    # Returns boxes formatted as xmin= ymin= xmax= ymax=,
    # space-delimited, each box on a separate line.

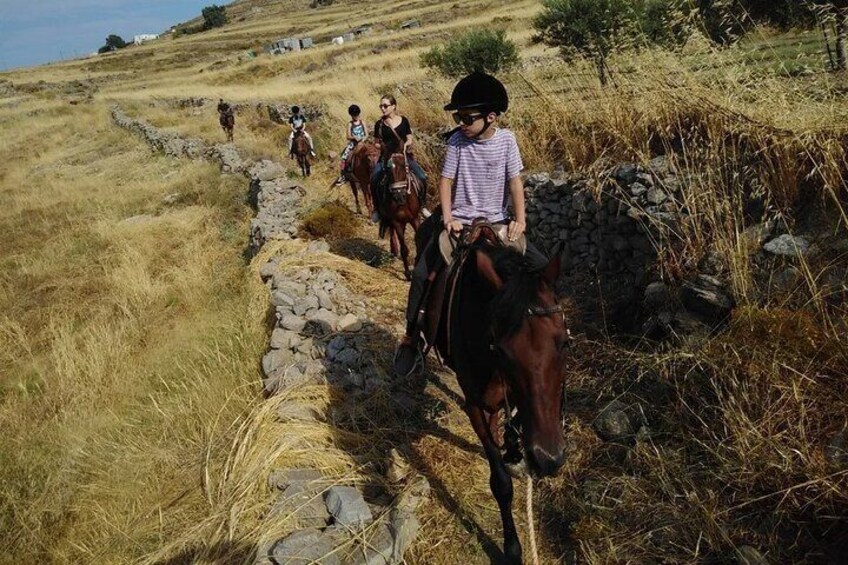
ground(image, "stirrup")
xmin=392 ymin=340 xmax=422 ymax=378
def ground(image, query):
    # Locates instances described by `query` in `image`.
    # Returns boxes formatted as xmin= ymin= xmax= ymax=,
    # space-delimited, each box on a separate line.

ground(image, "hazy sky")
xmin=0 ymin=0 xmax=227 ymax=71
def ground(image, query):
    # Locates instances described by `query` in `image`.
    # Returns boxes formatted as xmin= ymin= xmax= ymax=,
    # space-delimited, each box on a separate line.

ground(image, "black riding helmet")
xmin=348 ymin=104 xmax=361 ymax=116
xmin=291 ymin=105 xmax=300 ymax=113
xmin=443 ymin=71 xmax=509 ymax=114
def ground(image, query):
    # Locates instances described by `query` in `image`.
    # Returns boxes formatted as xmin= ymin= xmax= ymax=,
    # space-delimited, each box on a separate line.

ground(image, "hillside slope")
xmin=1 ymin=1 xmax=847 ymax=564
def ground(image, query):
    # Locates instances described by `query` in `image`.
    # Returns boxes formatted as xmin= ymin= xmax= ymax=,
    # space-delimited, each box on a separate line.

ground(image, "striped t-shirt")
xmin=441 ymin=128 xmax=523 ymax=223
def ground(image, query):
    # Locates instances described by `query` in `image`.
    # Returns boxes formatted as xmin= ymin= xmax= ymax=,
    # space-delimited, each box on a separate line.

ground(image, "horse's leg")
xmin=364 ymin=181 xmax=374 ymax=215
xmin=389 ymin=222 xmax=400 ymax=258
xmin=467 ymin=404 xmax=522 ymax=564
xmin=351 ymin=182 xmax=361 ymax=214
xmin=398 ymin=222 xmax=411 ymax=281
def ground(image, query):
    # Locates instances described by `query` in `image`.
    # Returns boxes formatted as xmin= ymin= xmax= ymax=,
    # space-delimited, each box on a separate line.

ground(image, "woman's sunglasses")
xmin=452 ymin=112 xmax=485 ymax=126
xmin=379 ymin=103 xmax=394 ymax=109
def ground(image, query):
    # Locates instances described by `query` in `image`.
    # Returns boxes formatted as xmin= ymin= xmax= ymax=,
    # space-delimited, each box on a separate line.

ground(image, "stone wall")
xmin=523 ymin=157 xmax=683 ymax=331
xmin=112 ymin=107 xmax=426 ymax=565
xmin=161 ymin=97 xmax=325 ymax=125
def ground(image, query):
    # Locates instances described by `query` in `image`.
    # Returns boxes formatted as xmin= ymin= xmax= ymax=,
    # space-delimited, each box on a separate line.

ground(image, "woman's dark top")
xmin=374 ymin=116 xmax=412 ymax=158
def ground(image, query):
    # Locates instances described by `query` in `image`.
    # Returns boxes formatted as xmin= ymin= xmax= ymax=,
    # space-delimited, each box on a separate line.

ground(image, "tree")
xmin=420 ymin=29 xmax=520 ymax=77
xmin=98 ymin=34 xmax=127 ymax=54
xmin=532 ymin=0 xmax=651 ymax=85
xmin=202 ymin=5 xmax=228 ymax=30
xmin=812 ymin=0 xmax=848 ymax=70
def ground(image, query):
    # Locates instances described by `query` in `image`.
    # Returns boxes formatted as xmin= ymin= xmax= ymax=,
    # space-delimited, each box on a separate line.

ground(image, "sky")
xmin=0 ymin=0 xmax=228 ymax=71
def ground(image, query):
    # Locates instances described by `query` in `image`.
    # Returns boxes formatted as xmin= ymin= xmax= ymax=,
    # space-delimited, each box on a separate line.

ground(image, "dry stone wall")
xmin=524 ymin=157 xmax=737 ymax=336
xmin=112 ymin=107 xmax=426 ymax=565
xmin=161 ymin=97 xmax=325 ymax=124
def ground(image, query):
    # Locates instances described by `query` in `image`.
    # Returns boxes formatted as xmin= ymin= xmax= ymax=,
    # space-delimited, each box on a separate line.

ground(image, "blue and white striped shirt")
xmin=441 ymin=128 xmax=523 ymax=224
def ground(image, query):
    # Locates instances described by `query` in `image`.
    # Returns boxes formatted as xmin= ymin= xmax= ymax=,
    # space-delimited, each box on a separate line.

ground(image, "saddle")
xmin=419 ymin=220 xmax=526 ymax=361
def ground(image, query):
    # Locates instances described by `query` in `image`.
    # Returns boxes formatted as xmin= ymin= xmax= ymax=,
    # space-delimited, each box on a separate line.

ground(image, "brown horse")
xmin=292 ymin=130 xmax=311 ymax=177
xmin=219 ymin=111 xmax=234 ymax=142
xmin=426 ymin=231 xmax=568 ymax=564
xmin=378 ymin=153 xmax=423 ymax=280
xmin=346 ymin=140 xmax=378 ymax=216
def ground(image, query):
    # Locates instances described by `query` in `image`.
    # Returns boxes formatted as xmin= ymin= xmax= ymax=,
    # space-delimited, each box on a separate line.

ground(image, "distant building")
xmin=133 ymin=34 xmax=159 ymax=45
xmin=300 ymin=37 xmax=313 ymax=49
xmin=268 ymin=37 xmax=301 ymax=53
xmin=400 ymin=20 xmax=420 ymax=30
xmin=342 ymin=32 xmax=355 ymax=42
xmin=331 ymin=36 xmax=344 ymax=45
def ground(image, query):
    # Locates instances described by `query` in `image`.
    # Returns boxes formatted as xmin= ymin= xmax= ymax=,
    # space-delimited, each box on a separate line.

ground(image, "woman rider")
xmin=370 ymin=94 xmax=427 ymax=222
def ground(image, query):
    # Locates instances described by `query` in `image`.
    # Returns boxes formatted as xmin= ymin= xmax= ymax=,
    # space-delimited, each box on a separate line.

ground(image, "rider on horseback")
xmin=288 ymin=106 xmax=317 ymax=158
xmin=370 ymin=95 xmax=427 ymax=223
xmin=335 ymin=104 xmax=368 ymax=186
xmin=393 ymin=72 xmax=549 ymax=378
xmin=217 ymin=99 xmax=231 ymax=115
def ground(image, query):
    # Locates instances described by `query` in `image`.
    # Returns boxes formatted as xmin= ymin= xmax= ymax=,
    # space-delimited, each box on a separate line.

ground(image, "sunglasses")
xmin=452 ymin=112 xmax=485 ymax=126
xmin=379 ymin=103 xmax=394 ymax=109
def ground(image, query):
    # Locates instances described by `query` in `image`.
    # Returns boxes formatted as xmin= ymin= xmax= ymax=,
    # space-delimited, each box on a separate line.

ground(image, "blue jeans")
xmin=371 ymin=158 xmax=427 ymax=209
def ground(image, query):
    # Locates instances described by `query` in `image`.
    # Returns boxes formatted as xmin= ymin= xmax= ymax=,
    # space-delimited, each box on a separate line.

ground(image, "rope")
xmin=526 ymin=477 xmax=540 ymax=565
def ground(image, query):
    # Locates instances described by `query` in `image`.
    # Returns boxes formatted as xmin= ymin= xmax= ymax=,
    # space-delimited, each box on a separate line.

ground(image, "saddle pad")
xmin=438 ymin=224 xmax=526 ymax=265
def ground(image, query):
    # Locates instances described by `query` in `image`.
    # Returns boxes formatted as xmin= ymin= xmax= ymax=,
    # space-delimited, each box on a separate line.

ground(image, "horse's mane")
xmin=477 ymin=244 xmax=545 ymax=338
xmin=354 ymin=140 xmax=380 ymax=166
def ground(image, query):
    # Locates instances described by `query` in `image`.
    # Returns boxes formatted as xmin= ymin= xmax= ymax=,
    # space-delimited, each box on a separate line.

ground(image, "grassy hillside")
xmin=1 ymin=0 xmax=847 ymax=563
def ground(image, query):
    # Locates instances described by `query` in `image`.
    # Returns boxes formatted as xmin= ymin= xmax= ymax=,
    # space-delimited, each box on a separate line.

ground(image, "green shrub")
xmin=298 ymin=202 xmax=358 ymax=241
xmin=420 ymin=29 xmax=520 ymax=77
xmin=202 ymin=5 xmax=228 ymax=30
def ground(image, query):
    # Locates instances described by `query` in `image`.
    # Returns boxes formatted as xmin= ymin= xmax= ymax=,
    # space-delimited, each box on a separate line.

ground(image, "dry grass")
xmin=2 ymin=1 xmax=848 ymax=563
xmin=0 ymin=97 xmax=268 ymax=564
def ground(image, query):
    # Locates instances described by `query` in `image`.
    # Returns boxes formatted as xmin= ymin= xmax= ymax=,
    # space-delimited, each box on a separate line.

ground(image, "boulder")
xmin=680 ymin=274 xmax=734 ymax=324
xmin=763 ymin=234 xmax=810 ymax=258
xmin=270 ymin=328 xmax=298 ymax=350
xmin=613 ymin=164 xmax=638 ymax=185
xmin=308 ymin=308 xmax=339 ymax=331
xmin=280 ymin=314 xmax=307 ymax=333
xmin=271 ymin=529 xmax=339 ymax=565
xmin=325 ymin=486 xmax=373 ymax=528
xmin=262 ymin=349 xmax=293 ymax=377
xmin=593 ymin=400 xmax=635 ymax=442
xmin=337 ymin=314 xmax=362 ymax=333
xmin=643 ymin=281 xmax=669 ymax=309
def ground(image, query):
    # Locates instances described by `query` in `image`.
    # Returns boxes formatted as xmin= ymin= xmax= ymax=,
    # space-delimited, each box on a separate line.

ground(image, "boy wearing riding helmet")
xmin=335 ymin=104 xmax=368 ymax=185
xmin=288 ymin=105 xmax=317 ymax=158
xmin=393 ymin=71 xmax=548 ymax=378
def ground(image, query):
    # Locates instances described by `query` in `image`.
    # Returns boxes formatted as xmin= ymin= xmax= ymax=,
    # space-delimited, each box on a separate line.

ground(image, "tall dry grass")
xmin=0 ymin=98 xmax=268 ymax=564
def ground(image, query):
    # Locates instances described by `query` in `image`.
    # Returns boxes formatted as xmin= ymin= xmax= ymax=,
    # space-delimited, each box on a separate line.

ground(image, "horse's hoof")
xmin=504 ymin=538 xmax=523 ymax=565
xmin=505 ymin=458 xmax=529 ymax=479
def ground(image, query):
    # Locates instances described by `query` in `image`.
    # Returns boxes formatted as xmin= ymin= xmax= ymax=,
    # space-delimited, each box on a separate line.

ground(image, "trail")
xmin=111 ymin=106 xmax=553 ymax=564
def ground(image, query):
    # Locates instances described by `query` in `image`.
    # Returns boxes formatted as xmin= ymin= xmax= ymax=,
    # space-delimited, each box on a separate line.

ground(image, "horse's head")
xmin=356 ymin=140 xmax=380 ymax=168
xmin=476 ymin=245 xmax=568 ymax=477
xmin=385 ymin=153 xmax=410 ymax=185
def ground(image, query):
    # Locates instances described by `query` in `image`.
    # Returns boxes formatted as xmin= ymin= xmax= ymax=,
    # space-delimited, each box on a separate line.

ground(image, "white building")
xmin=133 ymin=34 xmax=159 ymax=45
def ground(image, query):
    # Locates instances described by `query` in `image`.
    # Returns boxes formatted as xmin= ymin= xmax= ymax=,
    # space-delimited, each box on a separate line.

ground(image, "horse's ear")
xmin=542 ymin=244 xmax=563 ymax=286
xmin=476 ymin=250 xmax=503 ymax=290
